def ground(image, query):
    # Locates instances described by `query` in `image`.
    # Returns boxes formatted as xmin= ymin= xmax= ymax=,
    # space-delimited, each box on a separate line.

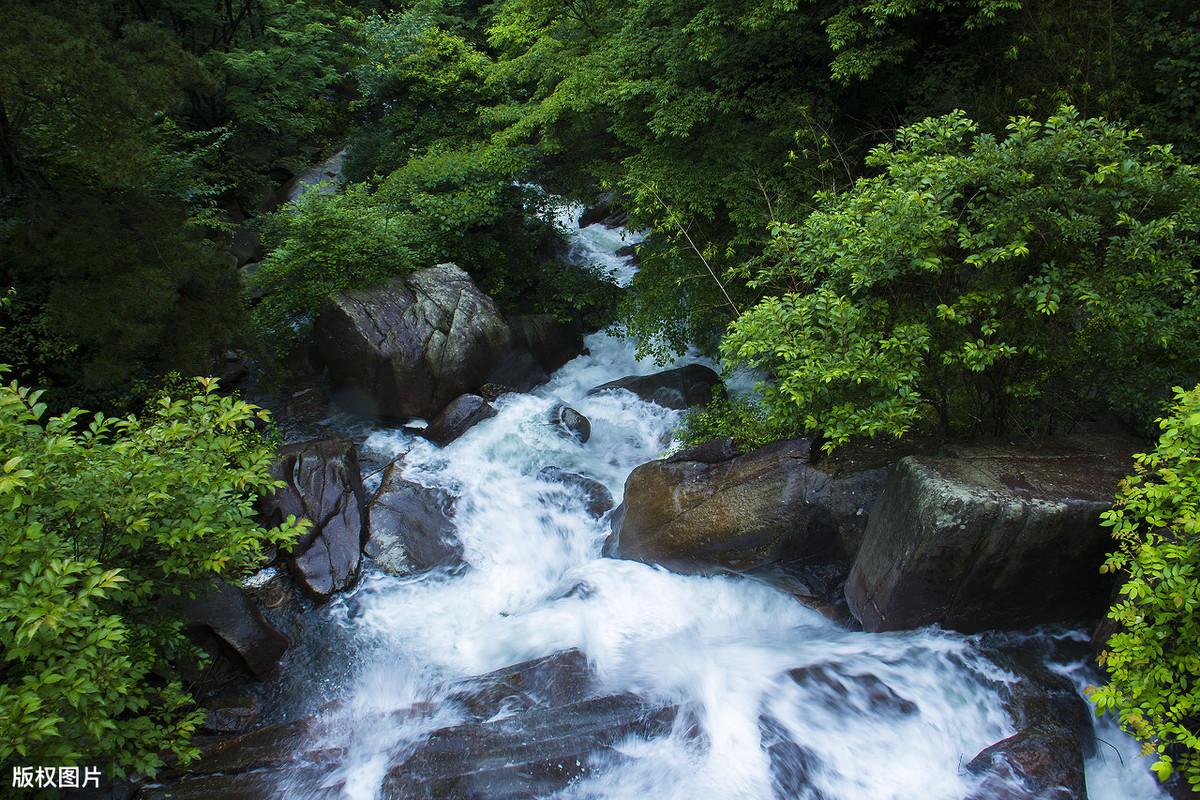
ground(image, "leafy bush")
xmin=250 ymin=183 xmax=422 ymax=348
xmin=0 ymin=376 xmax=302 ymax=777
xmin=723 ymin=108 xmax=1200 ymax=449
xmin=677 ymin=386 xmax=804 ymax=453
xmin=1090 ymin=384 xmax=1200 ymax=789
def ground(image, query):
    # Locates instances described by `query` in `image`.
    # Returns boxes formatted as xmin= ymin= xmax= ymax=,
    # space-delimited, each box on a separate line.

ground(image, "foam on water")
xmin=275 ymin=201 xmax=1166 ymax=800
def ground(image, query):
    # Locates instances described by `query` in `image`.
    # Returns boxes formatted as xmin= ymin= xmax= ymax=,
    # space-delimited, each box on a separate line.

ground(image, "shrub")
xmin=1090 ymin=384 xmax=1200 ymax=789
xmin=0 ymin=376 xmax=302 ymax=777
xmin=723 ymin=108 xmax=1200 ymax=449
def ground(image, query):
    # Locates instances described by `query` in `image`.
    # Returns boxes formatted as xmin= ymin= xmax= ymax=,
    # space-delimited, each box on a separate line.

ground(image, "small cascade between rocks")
xmin=185 ymin=201 xmax=1168 ymax=800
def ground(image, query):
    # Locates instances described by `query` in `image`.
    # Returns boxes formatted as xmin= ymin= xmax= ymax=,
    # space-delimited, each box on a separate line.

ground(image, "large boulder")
xmin=588 ymin=364 xmax=720 ymax=410
xmin=365 ymin=463 xmax=461 ymax=574
xmin=509 ymin=314 xmax=584 ymax=373
xmin=177 ymin=582 xmax=289 ymax=681
xmin=845 ymin=436 xmax=1139 ymax=633
xmin=259 ymin=438 xmax=367 ymax=600
xmin=316 ymin=264 xmax=513 ymax=419
xmin=420 ymin=394 xmax=497 ymax=447
xmin=485 ymin=348 xmax=549 ymax=392
xmin=611 ymin=439 xmax=841 ymax=570
xmin=965 ymin=726 xmax=1086 ymax=799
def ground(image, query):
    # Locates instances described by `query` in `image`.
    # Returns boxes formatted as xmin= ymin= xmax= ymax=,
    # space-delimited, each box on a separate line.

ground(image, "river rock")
xmin=381 ymin=694 xmax=675 ymax=799
xmin=845 ymin=436 xmax=1139 ymax=633
xmin=538 ymin=467 xmax=614 ymax=518
xmin=611 ymin=439 xmax=842 ymax=570
xmin=420 ymin=394 xmax=497 ymax=447
xmin=485 ymin=348 xmax=549 ymax=392
xmin=316 ymin=264 xmax=513 ymax=419
xmin=177 ymin=582 xmax=289 ymax=681
xmin=548 ymin=403 xmax=591 ymax=443
xmin=965 ymin=726 xmax=1086 ymax=800
xmin=259 ymin=438 xmax=367 ymax=600
xmin=365 ymin=463 xmax=460 ymax=574
xmin=142 ymin=650 xmax=676 ymax=800
xmin=588 ymin=364 xmax=721 ymax=410
xmin=509 ymin=314 xmax=584 ymax=373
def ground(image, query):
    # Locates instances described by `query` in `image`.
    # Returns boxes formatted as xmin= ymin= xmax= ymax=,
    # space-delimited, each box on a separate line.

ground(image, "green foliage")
xmin=1090 ymin=384 xmax=1200 ymax=789
xmin=677 ymin=386 xmax=804 ymax=452
xmin=0 ymin=375 xmax=303 ymax=778
xmin=723 ymin=108 xmax=1200 ymax=447
xmin=251 ymin=183 xmax=421 ymax=347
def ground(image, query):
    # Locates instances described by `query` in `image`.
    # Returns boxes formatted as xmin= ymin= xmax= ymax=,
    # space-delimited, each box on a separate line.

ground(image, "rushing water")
xmin=268 ymin=203 xmax=1166 ymax=800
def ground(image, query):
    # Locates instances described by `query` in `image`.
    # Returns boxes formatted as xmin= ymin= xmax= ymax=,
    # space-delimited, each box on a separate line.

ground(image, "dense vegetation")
xmin=0 ymin=374 xmax=301 ymax=776
xmin=1 ymin=0 xmax=1199 ymax=787
xmin=1092 ymin=385 xmax=1200 ymax=789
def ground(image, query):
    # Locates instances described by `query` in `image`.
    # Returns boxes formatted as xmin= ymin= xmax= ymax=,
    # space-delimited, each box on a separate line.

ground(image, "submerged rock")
xmin=538 ymin=466 xmax=614 ymax=518
xmin=365 ymin=463 xmax=461 ymax=574
xmin=316 ymin=263 xmax=513 ymax=419
xmin=588 ymin=364 xmax=721 ymax=410
xmin=845 ymin=435 xmax=1139 ymax=632
xmin=420 ymin=394 xmax=497 ymax=447
xmin=142 ymin=650 xmax=675 ymax=800
xmin=259 ymin=438 xmax=367 ymax=601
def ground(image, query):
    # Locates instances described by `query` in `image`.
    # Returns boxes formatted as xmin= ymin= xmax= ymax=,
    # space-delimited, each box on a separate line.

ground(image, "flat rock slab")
xmin=846 ymin=435 xmax=1139 ymax=632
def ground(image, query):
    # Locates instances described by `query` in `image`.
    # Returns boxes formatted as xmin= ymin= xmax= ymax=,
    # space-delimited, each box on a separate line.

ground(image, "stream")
xmin=261 ymin=201 xmax=1167 ymax=800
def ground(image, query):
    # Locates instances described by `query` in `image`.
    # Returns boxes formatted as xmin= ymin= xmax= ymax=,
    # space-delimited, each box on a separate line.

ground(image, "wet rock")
xmin=612 ymin=439 xmax=842 ymax=570
xmin=420 ymin=394 xmax=497 ymax=447
xmin=381 ymin=694 xmax=676 ymax=800
xmin=478 ymin=383 xmax=517 ymax=402
xmin=965 ymin=725 xmax=1086 ymax=800
xmin=578 ymin=194 xmax=627 ymax=228
xmin=508 ymin=314 xmax=584 ymax=373
xmin=365 ymin=463 xmax=460 ymax=574
xmin=176 ymin=582 xmax=289 ymax=681
xmin=548 ymin=404 xmax=591 ymax=443
xmin=485 ymin=348 xmax=549 ymax=392
xmin=615 ymin=243 xmax=639 ymax=263
xmin=845 ymin=435 xmax=1140 ymax=632
xmin=538 ymin=467 xmax=614 ymax=518
xmin=588 ymin=364 xmax=721 ymax=410
xmin=450 ymin=650 xmax=593 ymax=718
xmin=759 ymin=717 xmax=826 ymax=800
xmin=786 ymin=665 xmax=918 ymax=716
xmin=259 ymin=438 xmax=367 ymax=601
xmin=316 ymin=264 xmax=513 ymax=419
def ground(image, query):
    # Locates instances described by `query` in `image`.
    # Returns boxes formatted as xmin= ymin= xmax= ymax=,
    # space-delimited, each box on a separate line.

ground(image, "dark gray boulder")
xmin=611 ymin=439 xmax=840 ymax=570
xmin=508 ymin=314 xmax=584 ymax=373
xmin=548 ymin=404 xmax=591 ymax=443
xmin=845 ymin=436 xmax=1139 ymax=633
xmin=315 ymin=264 xmax=513 ymax=419
xmin=485 ymin=348 xmax=549 ymax=392
xmin=177 ymin=582 xmax=289 ymax=681
xmin=588 ymin=364 xmax=721 ymax=410
xmin=538 ymin=467 xmax=614 ymax=518
xmin=365 ymin=463 xmax=460 ymax=574
xmin=259 ymin=438 xmax=367 ymax=601
xmin=420 ymin=394 xmax=497 ymax=447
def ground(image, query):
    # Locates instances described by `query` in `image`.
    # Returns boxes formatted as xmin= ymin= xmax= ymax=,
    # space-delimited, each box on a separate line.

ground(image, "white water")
xmin=274 ymin=206 xmax=1166 ymax=800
